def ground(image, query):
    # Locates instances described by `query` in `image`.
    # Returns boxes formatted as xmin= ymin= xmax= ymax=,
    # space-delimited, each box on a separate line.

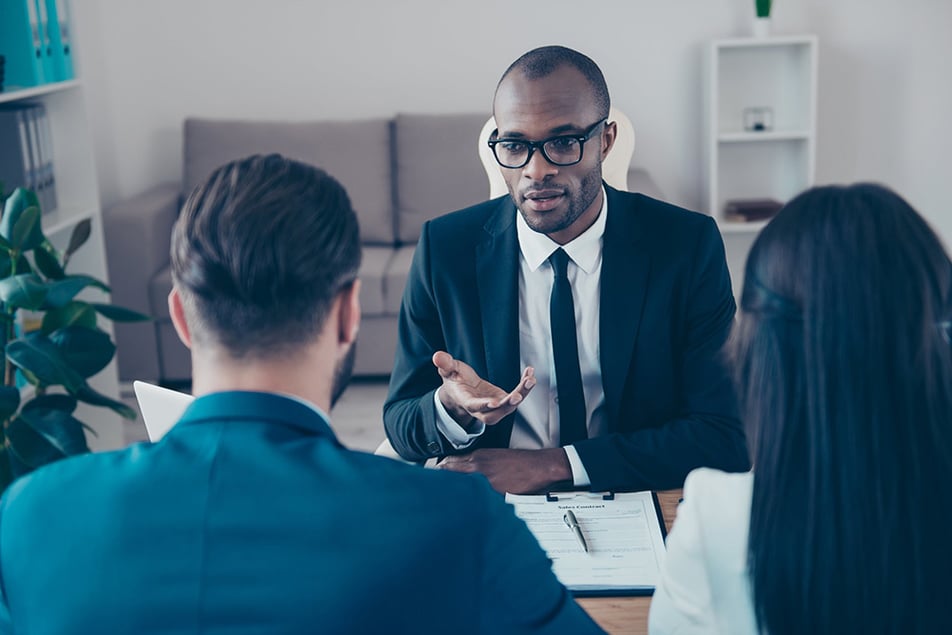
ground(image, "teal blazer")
xmin=0 ymin=391 xmax=602 ymax=634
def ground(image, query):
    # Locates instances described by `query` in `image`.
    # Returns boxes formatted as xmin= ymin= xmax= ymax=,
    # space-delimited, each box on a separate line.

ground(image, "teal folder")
xmin=0 ymin=0 xmax=49 ymax=88
xmin=44 ymin=0 xmax=74 ymax=81
xmin=35 ymin=0 xmax=57 ymax=83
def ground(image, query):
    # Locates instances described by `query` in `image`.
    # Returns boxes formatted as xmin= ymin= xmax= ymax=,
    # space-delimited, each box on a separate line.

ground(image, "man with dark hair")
xmin=0 ymin=154 xmax=603 ymax=633
xmin=385 ymin=46 xmax=750 ymax=494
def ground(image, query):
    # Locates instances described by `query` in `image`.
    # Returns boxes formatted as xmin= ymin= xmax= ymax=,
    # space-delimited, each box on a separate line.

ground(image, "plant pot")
xmin=753 ymin=17 xmax=771 ymax=38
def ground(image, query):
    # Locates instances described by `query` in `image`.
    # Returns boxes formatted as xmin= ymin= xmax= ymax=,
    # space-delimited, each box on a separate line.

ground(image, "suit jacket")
xmin=648 ymin=468 xmax=757 ymax=635
xmin=0 ymin=392 xmax=602 ymax=634
xmin=383 ymin=186 xmax=749 ymax=492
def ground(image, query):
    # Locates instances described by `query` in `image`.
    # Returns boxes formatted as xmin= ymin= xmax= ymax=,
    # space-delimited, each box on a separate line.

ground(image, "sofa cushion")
xmin=384 ymin=246 xmax=416 ymax=315
xmin=358 ymin=246 xmax=391 ymax=316
xmin=394 ymin=113 xmax=490 ymax=245
xmin=184 ymin=118 xmax=395 ymax=245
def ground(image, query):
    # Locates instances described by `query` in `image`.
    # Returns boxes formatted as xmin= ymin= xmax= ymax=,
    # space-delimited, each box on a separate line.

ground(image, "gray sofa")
xmin=103 ymin=114 xmax=662 ymax=384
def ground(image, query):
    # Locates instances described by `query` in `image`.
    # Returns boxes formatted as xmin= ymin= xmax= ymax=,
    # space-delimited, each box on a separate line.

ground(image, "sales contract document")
xmin=505 ymin=491 xmax=667 ymax=595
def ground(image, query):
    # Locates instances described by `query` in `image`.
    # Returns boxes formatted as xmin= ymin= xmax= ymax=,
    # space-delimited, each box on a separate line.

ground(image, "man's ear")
xmin=601 ymin=120 xmax=618 ymax=160
xmin=168 ymin=287 xmax=192 ymax=350
xmin=337 ymin=279 xmax=361 ymax=347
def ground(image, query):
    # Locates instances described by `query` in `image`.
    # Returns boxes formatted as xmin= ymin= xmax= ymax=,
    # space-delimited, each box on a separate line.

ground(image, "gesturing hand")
xmin=433 ymin=351 xmax=535 ymax=429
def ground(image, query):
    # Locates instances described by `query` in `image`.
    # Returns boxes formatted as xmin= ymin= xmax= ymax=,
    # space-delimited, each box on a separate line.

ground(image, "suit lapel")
xmin=600 ymin=187 xmax=650 ymax=427
xmin=476 ymin=198 xmax=521 ymax=447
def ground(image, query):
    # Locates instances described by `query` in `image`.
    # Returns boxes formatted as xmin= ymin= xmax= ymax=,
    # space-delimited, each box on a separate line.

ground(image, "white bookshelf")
xmin=704 ymin=35 xmax=819 ymax=232
xmin=1 ymin=80 xmax=123 ymax=452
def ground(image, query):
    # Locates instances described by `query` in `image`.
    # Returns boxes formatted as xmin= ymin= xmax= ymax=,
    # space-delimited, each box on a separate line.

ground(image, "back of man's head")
xmin=171 ymin=154 xmax=361 ymax=359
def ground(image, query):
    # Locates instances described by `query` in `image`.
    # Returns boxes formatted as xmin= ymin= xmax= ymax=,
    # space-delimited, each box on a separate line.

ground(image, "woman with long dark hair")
xmin=649 ymin=183 xmax=952 ymax=634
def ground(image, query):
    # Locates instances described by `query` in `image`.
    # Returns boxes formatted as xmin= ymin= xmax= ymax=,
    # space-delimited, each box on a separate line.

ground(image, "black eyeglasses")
xmin=487 ymin=119 xmax=607 ymax=169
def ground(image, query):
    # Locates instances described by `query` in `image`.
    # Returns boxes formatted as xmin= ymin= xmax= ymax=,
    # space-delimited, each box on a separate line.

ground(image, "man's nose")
xmin=522 ymin=148 xmax=558 ymax=181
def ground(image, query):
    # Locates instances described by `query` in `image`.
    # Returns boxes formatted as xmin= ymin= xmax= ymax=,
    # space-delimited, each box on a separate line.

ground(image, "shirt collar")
xmin=175 ymin=390 xmax=340 ymax=445
xmin=516 ymin=186 xmax=608 ymax=274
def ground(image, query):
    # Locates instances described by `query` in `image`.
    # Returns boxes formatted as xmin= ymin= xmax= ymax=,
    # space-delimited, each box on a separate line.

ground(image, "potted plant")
xmin=0 ymin=187 xmax=149 ymax=491
xmin=754 ymin=0 xmax=773 ymax=37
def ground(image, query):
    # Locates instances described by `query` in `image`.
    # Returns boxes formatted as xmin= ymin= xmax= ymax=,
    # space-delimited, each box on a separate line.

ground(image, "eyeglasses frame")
xmin=487 ymin=118 xmax=608 ymax=169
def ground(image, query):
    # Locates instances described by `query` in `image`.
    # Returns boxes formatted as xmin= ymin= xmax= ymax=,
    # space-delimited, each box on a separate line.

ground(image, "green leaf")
xmin=6 ymin=332 xmax=85 ymax=391
xmin=0 ymin=251 xmax=34 ymax=277
xmin=49 ymin=325 xmax=115 ymax=378
xmin=10 ymin=206 xmax=45 ymax=251
xmin=90 ymin=303 xmax=151 ymax=322
xmin=0 ymin=386 xmax=21 ymax=420
xmin=0 ymin=274 xmax=47 ymax=310
xmin=41 ymin=301 xmax=98 ymax=334
xmin=0 ymin=188 xmax=41 ymax=243
xmin=17 ymin=403 xmax=89 ymax=456
xmin=33 ymin=243 xmax=66 ymax=280
xmin=65 ymin=219 xmax=92 ymax=259
xmin=22 ymin=393 xmax=78 ymax=415
xmin=41 ymin=275 xmax=110 ymax=309
xmin=73 ymin=382 xmax=137 ymax=419
xmin=5 ymin=415 xmax=66 ymax=470
xmin=17 ymin=366 xmax=41 ymax=388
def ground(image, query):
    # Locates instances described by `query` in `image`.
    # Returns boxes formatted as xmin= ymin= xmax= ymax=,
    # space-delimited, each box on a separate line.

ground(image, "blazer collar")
xmin=175 ymin=391 xmax=342 ymax=446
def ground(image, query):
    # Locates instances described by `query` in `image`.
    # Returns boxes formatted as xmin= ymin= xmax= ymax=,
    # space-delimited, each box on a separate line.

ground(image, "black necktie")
xmin=549 ymin=248 xmax=587 ymax=446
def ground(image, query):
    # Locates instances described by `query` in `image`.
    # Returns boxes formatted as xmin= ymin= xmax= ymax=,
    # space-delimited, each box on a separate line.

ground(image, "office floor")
xmin=121 ymin=379 xmax=391 ymax=452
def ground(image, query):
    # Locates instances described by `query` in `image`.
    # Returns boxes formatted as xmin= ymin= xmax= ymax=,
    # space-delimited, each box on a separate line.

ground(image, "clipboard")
xmin=505 ymin=490 xmax=667 ymax=597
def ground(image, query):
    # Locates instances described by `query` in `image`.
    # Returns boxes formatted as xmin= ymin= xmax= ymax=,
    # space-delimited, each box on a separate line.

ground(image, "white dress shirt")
xmin=648 ymin=468 xmax=758 ymax=635
xmin=435 ymin=190 xmax=609 ymax=487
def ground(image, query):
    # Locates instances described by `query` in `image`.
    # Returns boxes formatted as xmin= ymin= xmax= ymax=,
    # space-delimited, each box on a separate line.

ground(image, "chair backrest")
xmin=477 ymin=106 xmax=636 ymax=199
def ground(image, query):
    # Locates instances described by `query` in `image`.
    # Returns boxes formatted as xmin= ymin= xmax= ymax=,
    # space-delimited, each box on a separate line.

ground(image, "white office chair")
xmin=374 ymin=437 xmax=414 ymax=462
xmin=477 ymin=106 xmax=636 ymax=198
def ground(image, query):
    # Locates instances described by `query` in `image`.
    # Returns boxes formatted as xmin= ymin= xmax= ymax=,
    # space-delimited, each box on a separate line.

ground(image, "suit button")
xmin=427 ymin=441 xmax=440 ymax=453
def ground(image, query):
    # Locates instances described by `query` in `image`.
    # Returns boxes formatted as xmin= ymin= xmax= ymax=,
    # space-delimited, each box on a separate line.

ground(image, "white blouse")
xmin=649 ymin=468 xmax=759 ymax=635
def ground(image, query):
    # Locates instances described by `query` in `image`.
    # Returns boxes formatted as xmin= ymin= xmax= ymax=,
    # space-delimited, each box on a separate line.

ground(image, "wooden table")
xmin=575 ymin=489 xmax=682 ymax=635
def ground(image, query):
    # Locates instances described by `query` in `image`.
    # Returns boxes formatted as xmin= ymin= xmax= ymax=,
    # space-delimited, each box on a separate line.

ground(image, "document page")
xmin=505 ymin=491 xmax=666 ymax=595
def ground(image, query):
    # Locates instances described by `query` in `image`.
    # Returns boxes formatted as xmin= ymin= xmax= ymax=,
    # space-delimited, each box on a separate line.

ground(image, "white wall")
xmin=73 ymin=0 xmax=952 ymax=244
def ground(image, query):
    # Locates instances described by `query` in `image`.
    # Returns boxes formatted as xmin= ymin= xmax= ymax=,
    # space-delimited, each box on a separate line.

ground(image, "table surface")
xmin=575 ymin=489 xmax=681 ymax=635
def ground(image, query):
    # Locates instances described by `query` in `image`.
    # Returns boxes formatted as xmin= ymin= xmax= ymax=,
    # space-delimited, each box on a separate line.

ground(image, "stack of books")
xmin=723 ymin=198 xmax=783 ymax=222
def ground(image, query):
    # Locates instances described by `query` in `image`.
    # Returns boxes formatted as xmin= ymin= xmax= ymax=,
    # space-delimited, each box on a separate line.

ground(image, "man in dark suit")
xmin=0 ymin=155 xmax=602 ymax=633
xmin=384 ymin=46 xmax=750 ymax=494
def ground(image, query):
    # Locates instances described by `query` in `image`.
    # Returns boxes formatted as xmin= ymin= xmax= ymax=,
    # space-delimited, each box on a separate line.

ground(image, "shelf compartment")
xmin=715 ymin=138 xmax=811 ymax=217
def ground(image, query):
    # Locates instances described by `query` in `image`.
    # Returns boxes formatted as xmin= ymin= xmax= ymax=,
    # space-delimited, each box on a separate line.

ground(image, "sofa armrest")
xmin=102 ymin=182 xmax=181 ymax=380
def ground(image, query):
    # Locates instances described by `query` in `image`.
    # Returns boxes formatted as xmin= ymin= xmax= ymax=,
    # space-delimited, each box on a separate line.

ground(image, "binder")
xmin=0 ymin=109 xmax=33 ymax=196
xmin=44 ymin=0 xmax=74 ymax=81
xmin=35 ymin=0 xmax=57 ymax=83
xmin=35 ymin=104 xmax=57 ymax=212
xmin=24 ymin=105 xmax=49 ymax=211
xmin=0 ymin=0 xmax=49 ymax=87
xmin=505 ymin=490 xmax=668 ymax=596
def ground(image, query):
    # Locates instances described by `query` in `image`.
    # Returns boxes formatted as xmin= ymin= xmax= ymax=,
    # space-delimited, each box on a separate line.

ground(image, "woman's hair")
xmin=730 ymin=183 xmax=952 ymax=634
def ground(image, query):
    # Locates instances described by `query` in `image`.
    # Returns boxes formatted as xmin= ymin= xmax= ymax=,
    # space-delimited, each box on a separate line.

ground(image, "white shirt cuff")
xmin=564 ymin=445 xmax=591 ymax=488
xmin=434 ymin=388 xmax=485 ymax=449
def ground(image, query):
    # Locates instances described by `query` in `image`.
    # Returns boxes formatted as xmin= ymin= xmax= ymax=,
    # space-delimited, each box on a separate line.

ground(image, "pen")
xmin=563 ymin=509 xmax=588 ymax=553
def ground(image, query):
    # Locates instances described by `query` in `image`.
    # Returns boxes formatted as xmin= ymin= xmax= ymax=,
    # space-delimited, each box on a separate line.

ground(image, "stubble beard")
xmin=516 ymin=163 xmax=603 ymax=237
